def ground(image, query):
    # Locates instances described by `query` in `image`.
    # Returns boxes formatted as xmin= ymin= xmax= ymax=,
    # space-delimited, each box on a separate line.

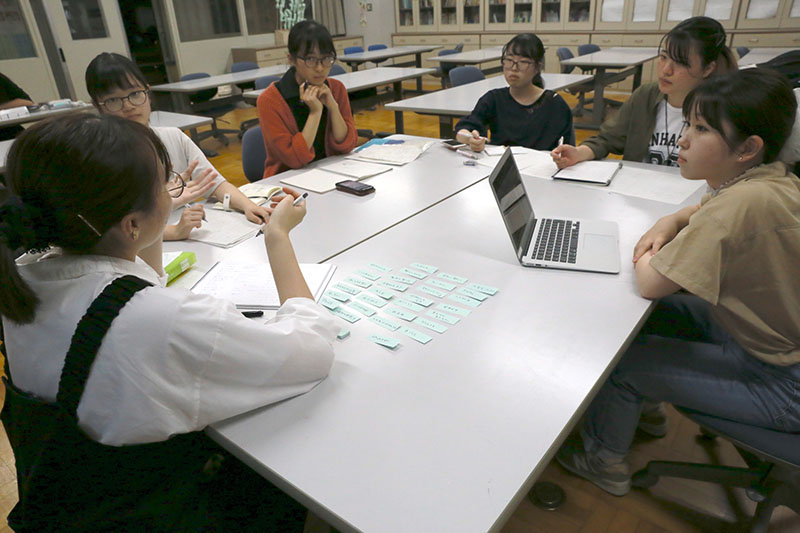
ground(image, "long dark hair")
xmin=0 ymin=114 xmax=170 ymax=324
xmin=85 ymin=52 xmax=149 ymax=106
xmin=288 ymin=20 xmax=336 ymax=58
xmin=502 ymin=33 xmax=545 ymax=88
xmin=683 ymin=68 xmax=796 ymax=164
xmin=660 ymin=16 xmax=737 ymax=75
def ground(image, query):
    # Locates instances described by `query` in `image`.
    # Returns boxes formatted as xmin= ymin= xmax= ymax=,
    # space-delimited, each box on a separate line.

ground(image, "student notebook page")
xmin=188 ymin=209 xmax=262 ymax=248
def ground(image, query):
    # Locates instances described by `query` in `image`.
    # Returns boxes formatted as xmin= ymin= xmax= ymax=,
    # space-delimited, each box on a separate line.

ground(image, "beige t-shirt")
xmin=650 ymin=161 xmax=800 ymax=366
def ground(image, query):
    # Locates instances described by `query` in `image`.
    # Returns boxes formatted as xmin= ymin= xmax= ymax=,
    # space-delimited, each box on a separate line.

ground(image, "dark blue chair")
xmin=241 ymin=126 xmax=267 ymax=183
xmin=231 ymin=61 xmax=259 ymax=92
xmin=368 ymin=44 xmax=389 ymax=66
xmin=180 ymin=72 xmax=237 ymax=147
xmin=633 ymin=408 xmax=800 ymax=532
xmin=577 ymin=43 xmax=600 ymax=56
xmin=254 ymin=75 xmax=280 ymax=90
xmin=344 ymin=46 xmax=364 ymax=55
xmin=737 ymin=46 xmax=751 ymax=58
xmin=557 ymin=48 xmax=595 ymax=117
xmin=329 ymin=64 xmax=346 ymax=76
xmin=448 ymin=66 xmax=484 ymax=87
xmin=432 ymin=48 xmax=461 ymax=88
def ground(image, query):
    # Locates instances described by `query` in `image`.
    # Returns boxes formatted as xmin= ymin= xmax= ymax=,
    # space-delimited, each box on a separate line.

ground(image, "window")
xmin=61 ymin=0 xmax=108 ymax=40
xmin=243 ymin=0 xmax=277 ymax=35
xmin=0 ymin=0 xmax=36 ymax=59
xmin=173 ymin=0 xmax=241 ymax=42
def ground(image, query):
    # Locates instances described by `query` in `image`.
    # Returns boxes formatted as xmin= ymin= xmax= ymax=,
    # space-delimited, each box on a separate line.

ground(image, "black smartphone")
xmin=336 ymin=180 xmax=375 ymax=196
xmin=441 ymin=139 xmax=466 ymax=150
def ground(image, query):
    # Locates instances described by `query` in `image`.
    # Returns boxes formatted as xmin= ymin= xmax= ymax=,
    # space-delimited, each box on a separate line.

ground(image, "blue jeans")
xmin=582 ymin=293 xmax=800 ymax=460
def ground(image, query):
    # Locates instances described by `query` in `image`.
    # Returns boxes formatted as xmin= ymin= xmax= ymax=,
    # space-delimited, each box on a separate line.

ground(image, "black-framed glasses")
xmin=99 ymin=89 xmax=149 ymax=112
xmin=295 ymin=55 xmax=336 ymax=68
xmin=501 ymin=56 xmax=535 ymax=71
xmin=167 ymin=171 xmax=185 ymax=199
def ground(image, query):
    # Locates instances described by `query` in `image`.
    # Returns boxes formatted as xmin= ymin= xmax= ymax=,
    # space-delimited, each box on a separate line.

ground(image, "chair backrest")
xmin=578 ymin=44 xmax=600 ymax=56
xmin=449 ymin=66 xmax=485 ymax=87
xmin=344 ymin=46 xmax=364 ymax=55
xmin=231 ymin=61 xmax=259 ymax=73
xmin=454 ymin=43 xmax=464 ymax=53
xmin=736 ymin=46 xmax=750 ymax=58
xmin=438 ymin=48 xmax=461 ymax=74
xmin=329 ymin=64 xmax=346 ymax=76
xmin=556 ymin=47 xmax=576 ymax=74
xmin=368 ymin=44 xmax=387 ymax=51
xmin=179 ymin=72 xmax=217 ymax=104
xmin=241 ymin=126 xmax=267 ymax=183
xmin=254 ymin=75 xmax=280 ymax=90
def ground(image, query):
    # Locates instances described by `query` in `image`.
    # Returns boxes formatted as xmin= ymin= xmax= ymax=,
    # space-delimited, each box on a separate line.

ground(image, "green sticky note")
xmin=399 ymin=326 xmax=432 ymax=344
xmin=388 ymin=274 xmax=416 ymax=285
xmin=401 ymin=267 xmax=427 ymax=279
xmin=345 ymin=276 xmax=372 ymax=288
xmin=457 ymin=287 xmax=488 ymax=302
xmin=333 ymin=282 xmax=361 ymax=295
xmin=370 ymin=315 xmax=402 ymax=331
xmin=436 ymin=303 xmax=471 ymax=316
xmin=385 ymin=307 xmax=417 ymax=321
xmin=330 ymin=306 xmax=361 ymax=323
xmin=395 ymin=299 xmax=425 ymax=313
xmin=410 ymin=262 xmax=438 ymax=274
xmin=428 ymin=278 xmax=457 ymax=291
xmin=337 ymin=328 xmax=350 ymax=339
xmin=438 ymin=272 xmax=468 ymax=284
xmin=357 ymin=269 xmax=382 ymax=281
xmin=370 ymin=334 xmax=400 ymax=349
xmin=325 ymin=289 xmax=350 ymax=302
xmin=368 ymin=262 xmax=392 ymax=273
xmin=467 ymin=282 xmax=499 ymax=296
xmin=348 ymin=300 xmax=376 ymax=317
xmin=418 ymin=285 xmax=447 ymax=298
xmin=425 ymin=309 xmax=460 ymax=325
xmin=447 ymin=293 xmax=481 ymax=308
xmin=414 ymin=317 xmax=448 ymax=333
xmin=405 ymin=293 xmax=434 ymax=307
xmin=368 ymin=286 xmax=395 ymax=300
xmin=379 ymin=280 xmax=408 ymax=292
xmin=357 ymin=293 xmax=387 ymax=308
xmin=319 ymin=296 xmax=340 ymax=310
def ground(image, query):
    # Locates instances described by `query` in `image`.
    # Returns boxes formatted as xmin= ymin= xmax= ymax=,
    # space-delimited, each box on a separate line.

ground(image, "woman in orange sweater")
xmin=258 ymin=20 xmax=357 ymax=178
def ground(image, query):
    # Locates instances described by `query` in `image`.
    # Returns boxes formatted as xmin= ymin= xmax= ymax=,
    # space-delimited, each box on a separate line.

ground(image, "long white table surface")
xmin=739 ymin=47 xmax=797 ymax=66
xmin=426 ymin=46 xmax=504 ymax=64
xmin=150 ymin=65 xmax=289 ymax=93
xmin=338 ymin=45 xmax=441 ymax=66
xmin=208 ymin=161 xmax=702 ymax=533
xmin=559 ymin=46 xmax=659 ymax=68
xmin=149 ymin=109 xmax=212 ymax=129
xmin=0 ymin=101 xmax=93 ymax=128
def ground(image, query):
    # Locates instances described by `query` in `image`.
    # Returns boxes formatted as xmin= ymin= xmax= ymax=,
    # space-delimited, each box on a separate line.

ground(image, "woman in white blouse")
xmin=0 ymin=113 xmax=338 ymax=530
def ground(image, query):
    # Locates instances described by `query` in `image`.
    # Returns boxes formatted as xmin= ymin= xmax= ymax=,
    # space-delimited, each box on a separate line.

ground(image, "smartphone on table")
xmin=441 ymin=139 xmax=466 ymax=150
xmin=335 ymin=180 xmax=375 ymax=196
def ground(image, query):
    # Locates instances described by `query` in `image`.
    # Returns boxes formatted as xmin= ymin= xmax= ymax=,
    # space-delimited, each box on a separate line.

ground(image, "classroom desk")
xmin=739 ymin=47 xmax=797 ymax=66
xmin=560 ymin=47 xmax=659 ymax=128
xmin=0 ymin=139 xmax=12 ymax=173
xmin=243 ymin=67 xmax=436 ymax=133
xmin=426 ymin=46 xmax=505 ymax=76
xmin=338 ymin=45 xmax=441 ymax=92
xmin=0 ymin=101 xmax=92 ymax=129
xmin=150 ymin=65 xmax=289 ymax=112
xmin=149 ymin=109 xmax=213 ymax=147
xmin=207 ymin=162 xmax=700 ymax=533
xmin=384 ymin=72 xmax=593 ymax=137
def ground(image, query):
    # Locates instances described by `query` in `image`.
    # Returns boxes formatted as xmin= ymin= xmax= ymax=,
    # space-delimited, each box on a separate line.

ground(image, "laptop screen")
xmin=488 ymin=149 xmax=536 ymax=259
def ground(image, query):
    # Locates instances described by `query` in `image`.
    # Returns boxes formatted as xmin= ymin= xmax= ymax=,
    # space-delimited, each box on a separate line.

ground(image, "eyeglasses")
xmin=99 ymin=89 xmax=149 ymax=112
xmin=501 ymin=57 xmax=535 ymax=71
xmin=295 ymin=55 xmax=336 ymax=68
xmin=167 ymin=171 xmax=185 ymax=199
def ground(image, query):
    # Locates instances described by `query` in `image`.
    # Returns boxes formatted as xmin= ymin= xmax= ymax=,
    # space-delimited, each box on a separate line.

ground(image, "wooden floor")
xmin=1 ymin=81 xmax=798 ymax=532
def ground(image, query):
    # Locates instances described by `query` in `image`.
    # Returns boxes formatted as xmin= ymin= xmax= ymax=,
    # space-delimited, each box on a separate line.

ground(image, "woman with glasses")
xmin=455 ymin=33 xmax=574 ymax=153
xmin=85 ymin=53 xmax=271 ymax=240
xmin=0 ymin=113 xmax=338 ymax=530
xmin=257 ymin=20 xmax=357 ymax=178
xmin=552 ymin=16 xmax=738 ymax=169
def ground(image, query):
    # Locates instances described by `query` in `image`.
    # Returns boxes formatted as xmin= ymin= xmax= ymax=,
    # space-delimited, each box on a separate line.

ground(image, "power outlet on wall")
xmin=366 ymin=3 xmax=373 ymax=11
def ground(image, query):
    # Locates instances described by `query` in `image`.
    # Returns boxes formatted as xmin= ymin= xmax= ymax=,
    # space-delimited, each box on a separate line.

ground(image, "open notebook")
xmin=281 ymin=160 xmax=392 ymax=194
xmin=191 ymin=260 xmax=336 ymax=310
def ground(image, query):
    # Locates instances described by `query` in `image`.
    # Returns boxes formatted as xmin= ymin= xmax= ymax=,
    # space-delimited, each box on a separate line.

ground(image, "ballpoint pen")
xmin=184 ymin=203 xmax=207 ymax=221
xmin=293 ymin=192 xmax=309 ymax=206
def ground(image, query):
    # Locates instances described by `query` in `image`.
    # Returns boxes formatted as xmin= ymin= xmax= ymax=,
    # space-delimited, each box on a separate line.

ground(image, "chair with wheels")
xmin=231 ymin=61 xmax=259 ymax=92
xmin=431 ymin=48 xmax=461 ymax=88
xmin=449 ymin=66 xmax=484 ymax=87
xmin=241 ymin=126 xmax=267 ymax=183
xmin=180 ymin=72 xmax=238 ymax=151
xmin=557 ymin=47 xmax=595 ymax=117
xmin=632 ymin=408 xmax=800 ymax=533
xmin=238 ymin=75 xmax=281 ymax=135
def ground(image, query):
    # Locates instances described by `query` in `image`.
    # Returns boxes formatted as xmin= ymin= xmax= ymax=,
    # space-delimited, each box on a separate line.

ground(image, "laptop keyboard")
xmin=530 ymin=219 xmax=580 ymax=264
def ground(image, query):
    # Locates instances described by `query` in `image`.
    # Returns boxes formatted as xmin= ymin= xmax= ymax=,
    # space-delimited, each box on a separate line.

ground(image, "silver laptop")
xmin=488 ymin=148 xmax=620 ymax=274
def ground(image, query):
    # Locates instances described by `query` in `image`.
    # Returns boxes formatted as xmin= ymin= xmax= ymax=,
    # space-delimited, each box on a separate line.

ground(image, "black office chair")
xmin=557 ymin=47 xmax=595 ymax=117
xmin=238 ymin=75 xmax=281 ymax=135
xmin=449 ymin=66 xmax=484 ymax=87
xmin=633 ymin=408 xmax=800 ymax=532
xmin=180 ymin=72 xmax=238 ymax=148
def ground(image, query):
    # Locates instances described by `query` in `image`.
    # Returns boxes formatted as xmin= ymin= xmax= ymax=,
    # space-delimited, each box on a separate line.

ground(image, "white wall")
xmin=342 ymin=1 xmax=396 ymax=49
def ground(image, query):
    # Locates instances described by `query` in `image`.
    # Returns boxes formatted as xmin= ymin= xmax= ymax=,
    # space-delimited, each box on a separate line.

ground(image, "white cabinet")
xmin=396 ymin=0 xmax=438 ymax=32
xmin=660 ymin=0 xmax=701 ymax=29
xmin=780 ymin=0 xmax=800 ymax=26
xmin=736 ymin=0 xmax=786 ymax=28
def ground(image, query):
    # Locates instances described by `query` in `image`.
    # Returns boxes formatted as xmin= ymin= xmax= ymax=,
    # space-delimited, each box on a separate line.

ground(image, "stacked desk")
xmin=426 ymin=46 xmax=505 ymax=76
xmin=338 ymin=45 xmax=441 ymax=93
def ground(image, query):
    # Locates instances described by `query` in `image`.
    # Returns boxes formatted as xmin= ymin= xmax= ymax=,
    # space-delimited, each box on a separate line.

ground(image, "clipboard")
xmin=552 ymin=161 xmax=623 ymax=186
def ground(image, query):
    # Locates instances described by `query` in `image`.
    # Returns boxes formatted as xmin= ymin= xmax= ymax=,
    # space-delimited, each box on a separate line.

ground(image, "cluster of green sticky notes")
xmin=395 ymin=299 xmax=425 ymax=313
xmin=437 ymin=303 xmax=471 ymax=316
xmin=428 ymin=278 xmax=457 ymax=291
xmin=457 ymin=287 xmax=488 ymax=302
xmin=346 ymin=276 xmax=372 ymax=288
xmin=388 ymin=273 xmax=416 ymax=285
xmin=357 ymin=269 xmax=381 ymax=281
xmin=337 ymin=328 xmax=350 ymax=339
xmin=410 ymin=263 xmax=438 ymax=274
xmin=414 ymin=317 xmax=448 ymax=334
xmin=369 ymin=286 xmax=395 ymax=300
xmin=400 ymin=267 xmax=427 ymax=279
xmin=379 ymin=280 xmax=408 ymax=292
xmin=319 ymin=296 xmax=340 ymax=310
xmin=370 ymin=334 xmax=400 ymax=349
xmin=425 ymin=309 xmax=460 ymax=325
xmin=357 ymin=293 xmax=387 ymax=308
xmin=368 ymin=262 xmax=392 ymax=273
xmin=333 ymin=282 xmax=361 ymax=295
xmin=326 ymin=289 xmax=350 ymax=302
xmin=437 ymin=272 xmax=468 ymax=283
xmin=370 ymin=315 xmax=402 ymax=331
xmin=330 ymin=306 xmax=361 ymax=323
xmin=405 ymin=293 xmax=434 ymax=307
xmin=398 ymin=326 xmax=432 ymax=344
xmin=385 ymin=307 xmax=417 ymax=321
xmin=467 ymin=283 xmax=498 ymax=296
xmin=418 ymin=285 xmax=447 ymax=298
xmin=348 ymin=300 xmax=377 ymax=317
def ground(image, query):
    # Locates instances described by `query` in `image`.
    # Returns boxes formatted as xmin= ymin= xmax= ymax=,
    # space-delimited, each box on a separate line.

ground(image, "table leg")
xmin=415 ymin=53 xmax=423 ymax=92
xmin=392 ymin=81 xmax=403 ymax=102
xmin=350 ymin=61 xmax=360 ymax=72
xmin=438 ymin=116 xmax=454 ymax=138
xmin=394 ymin=110 xmax=405 ymax=134
xmin=632 ymin=64 xmax=643 ymax=91
xmin=591 ymin=66 xmax=608 ymax=126
xmin=170 ymin=92 xmax=191 ymax=113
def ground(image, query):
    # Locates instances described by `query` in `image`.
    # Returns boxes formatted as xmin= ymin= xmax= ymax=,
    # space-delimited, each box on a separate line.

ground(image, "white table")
xmin=560 ymin=47 xmax=659 ymax=128
xmin=385 ymin=72 xmax=593 ymax=137
xmin=243 ymin=67 xmax=436 ymax=133
xmin=0 ymin=139 xmax=12 ymax=173
xmin=427 ymin=46 xmax=506 ymax=76
xmin=739 ymin=47 xmax=797 ymax=66
xmin=208 ymin=162 xmax=700 ymax=533
xmin=150 ymin=65 xmax=289 ymax=112
xmin=338 ymin=45 xmax=441 ymax=92
xmin=0 ymin=101 xmax=93 ymax=129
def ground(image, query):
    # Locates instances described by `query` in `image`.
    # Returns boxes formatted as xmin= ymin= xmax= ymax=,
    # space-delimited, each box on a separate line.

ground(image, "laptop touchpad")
xmin=582 ymin=233 xmax=616 ymax=256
